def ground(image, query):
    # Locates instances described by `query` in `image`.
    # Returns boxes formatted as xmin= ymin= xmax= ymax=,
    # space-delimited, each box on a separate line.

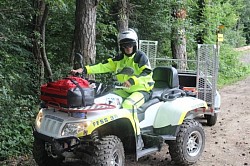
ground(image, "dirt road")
xmin=197 ymin=75 xmax=250 ymax=166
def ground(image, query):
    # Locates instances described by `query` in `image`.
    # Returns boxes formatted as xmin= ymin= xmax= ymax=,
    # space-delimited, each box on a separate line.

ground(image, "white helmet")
xmin=117 ymin=28 xmax=138 ymax=50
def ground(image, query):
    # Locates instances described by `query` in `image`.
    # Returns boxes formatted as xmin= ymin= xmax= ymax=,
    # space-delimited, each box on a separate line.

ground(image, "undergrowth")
xmin=218 ymin=45 xmax=250 ymax=88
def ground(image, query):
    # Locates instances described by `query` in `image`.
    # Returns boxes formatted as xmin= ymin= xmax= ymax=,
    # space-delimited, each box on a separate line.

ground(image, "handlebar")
xmin=114 ymin=85 xmax=128 ymax=89
xmin=90 ymin=81 xmax=129 ymax=97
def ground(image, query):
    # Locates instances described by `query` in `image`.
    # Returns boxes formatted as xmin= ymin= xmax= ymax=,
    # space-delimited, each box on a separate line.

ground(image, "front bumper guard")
xmin=32 ymin=126 xmax=80 ymax=155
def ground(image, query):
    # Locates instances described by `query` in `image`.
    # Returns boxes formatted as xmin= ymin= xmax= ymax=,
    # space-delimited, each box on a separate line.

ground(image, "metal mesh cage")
xmin=139 ymin=40 xmax=158 ymax=68
xmin=138 ymin=41 xmax=218 ymax=108
xmin=197 ymin=44 xmax=219 ymax=107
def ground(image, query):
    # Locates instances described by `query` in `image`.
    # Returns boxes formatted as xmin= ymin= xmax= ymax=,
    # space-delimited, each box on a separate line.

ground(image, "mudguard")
xmin=214 ymin=90 xmax=221 ymax=111
xmin=153 ymin=96 xmax=207 ymax=128
xmin=36 ymin=92 xmax=140 ymax=139
xmin=76 ymin=108 xmax=139 ymax=137
xmin=36 ymin=106 xmax=138 ymax=138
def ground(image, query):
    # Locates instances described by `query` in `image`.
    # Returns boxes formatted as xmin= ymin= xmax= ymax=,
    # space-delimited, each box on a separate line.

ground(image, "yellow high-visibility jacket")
xmin=85 ymin=51 xmax=154 ymax=93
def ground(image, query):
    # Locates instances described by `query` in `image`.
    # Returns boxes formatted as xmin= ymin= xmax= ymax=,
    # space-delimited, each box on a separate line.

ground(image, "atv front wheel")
xmin=205 ymin=113 xmax=218 ymax=126
xmin=33 ymin=137 xmax=64 ymax=166
xmin=84 ymin=135 xmax=125 ymax=166
xmin=168 ymin=119 xmax=205 ymax=165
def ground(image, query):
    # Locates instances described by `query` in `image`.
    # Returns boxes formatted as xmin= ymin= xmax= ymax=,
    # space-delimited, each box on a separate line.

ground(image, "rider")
xmin=71 ymin=28 xmax=154 ymax=110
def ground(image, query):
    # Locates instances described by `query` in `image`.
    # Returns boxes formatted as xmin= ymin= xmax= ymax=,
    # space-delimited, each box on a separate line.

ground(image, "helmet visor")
xmin=121 ymin=42 xmax=135 ymax=49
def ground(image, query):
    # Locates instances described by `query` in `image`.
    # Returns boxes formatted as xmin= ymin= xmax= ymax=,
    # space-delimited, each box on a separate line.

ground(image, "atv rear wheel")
xmin=168 ymin=119 xmax=205 ymax=165
xmin=205 ymin=113 xmax=218 ymax=126
xmin=33 ymin=137 xmax=64 ymax=166
xmin=84 ymin=135 xmax=125 ymax=166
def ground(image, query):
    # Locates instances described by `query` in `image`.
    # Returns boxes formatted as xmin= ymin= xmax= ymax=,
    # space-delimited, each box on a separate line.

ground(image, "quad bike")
xmin=33 ymin=54 xmax=207 ymax=166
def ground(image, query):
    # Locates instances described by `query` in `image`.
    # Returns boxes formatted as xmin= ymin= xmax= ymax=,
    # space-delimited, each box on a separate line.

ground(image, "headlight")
xmin=61 ymin=121 xmax=91 ymax=136
xmin=35 ymin=109 xmax=44 ymax=129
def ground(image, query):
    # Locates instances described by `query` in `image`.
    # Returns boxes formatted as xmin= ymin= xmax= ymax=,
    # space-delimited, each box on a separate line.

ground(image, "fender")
xmin=77 ymin=108 xmax=139 ymax=137
xmin=214 ymin=90 xmax=221 ymax=112
xmin=37 ymin=92 xmax=140 ymax=138
xmin=153 ymin=96 xmax=208 ymax=128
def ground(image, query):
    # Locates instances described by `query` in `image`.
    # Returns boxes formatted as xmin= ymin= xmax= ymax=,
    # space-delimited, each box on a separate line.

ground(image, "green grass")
xmin=217 ymin=45 xmax=250 ymax=88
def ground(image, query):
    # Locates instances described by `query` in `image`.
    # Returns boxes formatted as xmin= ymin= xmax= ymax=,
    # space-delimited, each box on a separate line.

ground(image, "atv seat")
xmin=151 ymin=66 xmax=179 ymax=99
xmin=137 ymin=66 xmax=179 ymax=122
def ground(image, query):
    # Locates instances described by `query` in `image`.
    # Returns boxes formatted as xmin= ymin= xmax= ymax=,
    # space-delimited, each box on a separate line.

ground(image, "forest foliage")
xmin=0 ymin=0 xmax=250 ymax=159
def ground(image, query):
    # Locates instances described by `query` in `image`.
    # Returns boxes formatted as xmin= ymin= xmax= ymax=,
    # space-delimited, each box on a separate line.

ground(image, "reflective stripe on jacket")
xmin=85 ymin=50 xmax=154 ymax=93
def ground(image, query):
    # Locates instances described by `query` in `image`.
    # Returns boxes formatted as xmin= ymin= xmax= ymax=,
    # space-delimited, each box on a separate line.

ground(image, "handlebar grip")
xmin=114 ymin=82 xmax=123 ymax=86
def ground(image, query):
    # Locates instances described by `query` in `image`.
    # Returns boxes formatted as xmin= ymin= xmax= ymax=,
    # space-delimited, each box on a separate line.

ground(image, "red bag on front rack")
xmin=40 ymin=76 xmax=94 ymax=108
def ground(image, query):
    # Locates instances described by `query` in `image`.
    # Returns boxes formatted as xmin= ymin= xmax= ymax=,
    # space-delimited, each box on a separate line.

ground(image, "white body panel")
xmin=94 ymin=93 xmax=123 ymax=109
xmin=153 ymin=97 xmax=207 ymax=128
xmin=139 ymin=102 xmax=163 ymax=128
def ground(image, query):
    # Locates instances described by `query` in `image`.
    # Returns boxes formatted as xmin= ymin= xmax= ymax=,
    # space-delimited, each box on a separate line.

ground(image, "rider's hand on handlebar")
xmin=123 ymin=80 xmax=131 ymax=88
xmin=70 ymin=68 xmax=83 ymax=75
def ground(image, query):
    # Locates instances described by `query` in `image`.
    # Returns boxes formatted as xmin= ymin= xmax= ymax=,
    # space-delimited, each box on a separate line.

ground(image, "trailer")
xmin=139 ymin=41 xmax=221 ymax=126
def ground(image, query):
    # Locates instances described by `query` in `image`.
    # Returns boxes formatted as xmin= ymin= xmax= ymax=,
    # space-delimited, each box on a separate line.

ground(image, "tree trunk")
xmin=171 ymin=7 xmax=188 ymax=70
xmin=171 ymin=28 xmax=187 ymax=70
xmin=32 ymin=0 xmax=52 ymax=83
xmin=40 ymin=4 xmax=52 ymax=81
xmin=117 ymin=0 xmax=129 ymax=32
xmin=72 ymin=0 xmax=98 ymax=68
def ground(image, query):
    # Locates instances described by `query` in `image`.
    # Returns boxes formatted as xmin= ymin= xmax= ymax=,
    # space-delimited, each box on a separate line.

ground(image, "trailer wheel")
xmin=168 ymin=119 xmax=205 ymax=165
xmin=205 ymin=113 xmax=218 ymax=126
xmin=83 ymin=135 xmax=125 ymax=166
xmin=33 ymin=137 xmax=64 ymax=166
